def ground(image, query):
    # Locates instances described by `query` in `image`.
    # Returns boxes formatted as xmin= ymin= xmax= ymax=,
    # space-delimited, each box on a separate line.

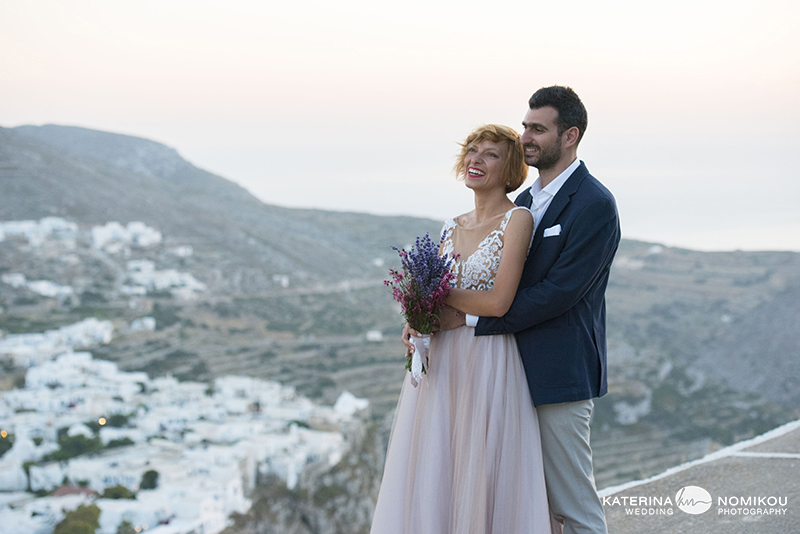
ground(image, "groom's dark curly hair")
xmin=529 ymin=86 xmax=588 ymax=145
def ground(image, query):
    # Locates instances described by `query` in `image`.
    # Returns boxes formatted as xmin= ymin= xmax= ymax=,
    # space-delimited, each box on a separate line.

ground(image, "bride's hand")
xmin=401 ymin=323 xmax=422 ymax=356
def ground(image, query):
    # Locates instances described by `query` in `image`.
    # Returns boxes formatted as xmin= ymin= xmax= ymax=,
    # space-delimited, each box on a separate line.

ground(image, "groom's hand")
xmin=438 ymin=305 xmax=466 ymax=331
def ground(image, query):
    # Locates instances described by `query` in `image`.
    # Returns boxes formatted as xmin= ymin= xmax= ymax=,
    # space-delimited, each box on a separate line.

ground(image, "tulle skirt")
xmin=371 ymin=326 xmax=556 ymax=534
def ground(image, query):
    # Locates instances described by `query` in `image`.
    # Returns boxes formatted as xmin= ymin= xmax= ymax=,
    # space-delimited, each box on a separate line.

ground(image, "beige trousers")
xmin=537 ymin=399 xmax=607 ymax=534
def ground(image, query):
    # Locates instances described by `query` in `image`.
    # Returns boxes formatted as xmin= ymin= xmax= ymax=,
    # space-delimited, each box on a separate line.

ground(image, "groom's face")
xmin=521 ymin=106 xmax=563 ymax=170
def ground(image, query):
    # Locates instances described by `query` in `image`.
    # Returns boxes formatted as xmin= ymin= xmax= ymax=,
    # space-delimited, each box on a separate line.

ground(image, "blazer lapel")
xmin=514 ymin=186 xmax=533 ymax=208
xmin=528 ymin=162 xmax=589 ymax=258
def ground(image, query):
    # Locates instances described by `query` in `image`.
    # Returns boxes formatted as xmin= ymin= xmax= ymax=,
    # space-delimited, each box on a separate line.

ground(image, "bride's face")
xmin=464 ymin=139 xmax=507 ymax=192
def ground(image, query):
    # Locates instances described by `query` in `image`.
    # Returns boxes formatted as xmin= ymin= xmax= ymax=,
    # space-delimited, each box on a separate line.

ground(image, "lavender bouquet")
xmin=385 ymin=233 xmax=457 ymax=385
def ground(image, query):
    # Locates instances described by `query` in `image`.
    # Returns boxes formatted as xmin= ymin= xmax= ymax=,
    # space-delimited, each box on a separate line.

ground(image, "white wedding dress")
xmin=371 ymin=207 xmax=556 ymax=534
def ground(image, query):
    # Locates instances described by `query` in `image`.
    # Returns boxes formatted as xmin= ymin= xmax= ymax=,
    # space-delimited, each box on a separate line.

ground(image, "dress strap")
xmin=498 ymin=206 xmax=534 ymax=255
xmin=439 ymin=218 xmax=457 ymax=258
xmin=498 ymin=206 xmax=532 ymax=233
xmin=441 ymin=218 xmax=457 ymax=238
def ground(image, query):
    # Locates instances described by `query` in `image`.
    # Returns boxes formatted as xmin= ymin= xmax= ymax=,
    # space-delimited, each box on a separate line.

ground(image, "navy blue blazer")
xmin=475 ymin=162 xmax=620 ymax=407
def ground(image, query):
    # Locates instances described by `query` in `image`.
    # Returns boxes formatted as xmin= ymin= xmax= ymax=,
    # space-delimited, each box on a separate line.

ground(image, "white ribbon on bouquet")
xmin=409 ymin=334 xmax=431 ymax=387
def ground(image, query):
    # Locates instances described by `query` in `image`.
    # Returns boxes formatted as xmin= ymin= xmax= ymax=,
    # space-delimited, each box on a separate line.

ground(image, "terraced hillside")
xmin=2 ymin=123 xmax=799 ymax=499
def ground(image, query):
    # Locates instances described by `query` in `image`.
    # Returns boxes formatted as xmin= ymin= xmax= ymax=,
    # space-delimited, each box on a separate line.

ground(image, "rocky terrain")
xmin=1 ymin=124 xmax=799 ymax=532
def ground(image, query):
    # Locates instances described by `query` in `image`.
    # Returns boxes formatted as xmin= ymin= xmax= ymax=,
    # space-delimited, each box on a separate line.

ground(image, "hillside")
xmin=1 ymin=125 xmax=439 ymax=290
xmin=1 ymin=123 xmax=799 ymax=531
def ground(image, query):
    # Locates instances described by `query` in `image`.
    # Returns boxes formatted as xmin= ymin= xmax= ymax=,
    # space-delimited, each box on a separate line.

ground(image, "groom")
xmin=411 ymin=86 xmax=619 ymax=533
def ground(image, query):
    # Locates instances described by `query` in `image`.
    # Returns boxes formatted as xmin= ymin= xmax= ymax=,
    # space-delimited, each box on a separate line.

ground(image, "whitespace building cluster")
xmin=0 ymin=349 xmax=367 ymax=534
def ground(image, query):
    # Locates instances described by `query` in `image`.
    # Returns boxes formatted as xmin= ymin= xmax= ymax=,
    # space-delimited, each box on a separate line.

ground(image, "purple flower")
xmin=386 ymin=232 xmax=457 ymax=340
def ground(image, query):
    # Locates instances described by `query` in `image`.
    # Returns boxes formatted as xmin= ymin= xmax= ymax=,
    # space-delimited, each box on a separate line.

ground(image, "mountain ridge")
xmin=0 ymin=124 xmax=441 ymax=290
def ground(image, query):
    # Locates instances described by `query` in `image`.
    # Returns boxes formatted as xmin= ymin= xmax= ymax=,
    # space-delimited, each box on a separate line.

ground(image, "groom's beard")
xmin=525 ymin=134 xmax=563 ymax=171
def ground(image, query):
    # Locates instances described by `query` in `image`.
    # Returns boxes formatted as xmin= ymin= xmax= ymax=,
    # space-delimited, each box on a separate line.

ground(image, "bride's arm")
xmin=445 ymin=209 xmax=533 ymax=317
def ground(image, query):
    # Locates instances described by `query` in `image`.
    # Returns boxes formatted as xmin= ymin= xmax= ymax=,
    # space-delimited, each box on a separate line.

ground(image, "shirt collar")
xmin=529 ymin=158 xmax=581 ymax=199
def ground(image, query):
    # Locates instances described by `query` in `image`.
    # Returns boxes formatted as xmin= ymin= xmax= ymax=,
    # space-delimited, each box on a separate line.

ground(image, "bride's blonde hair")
xmin=453 ymin=124 xmax=528 ymax=193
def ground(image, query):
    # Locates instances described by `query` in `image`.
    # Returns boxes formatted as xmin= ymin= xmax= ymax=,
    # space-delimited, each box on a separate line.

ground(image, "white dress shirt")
xmin=465 ymin=158 xmax=581 ymax=328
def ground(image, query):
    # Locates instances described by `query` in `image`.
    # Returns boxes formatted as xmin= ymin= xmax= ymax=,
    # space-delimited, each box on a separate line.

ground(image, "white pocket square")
xmin=543 ymin=224 xmax=561 ymax=237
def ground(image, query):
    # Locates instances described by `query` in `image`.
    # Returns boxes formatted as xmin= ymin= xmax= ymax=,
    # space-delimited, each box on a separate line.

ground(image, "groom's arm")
xmin=475 ymin=198 xmax=619 ymax=336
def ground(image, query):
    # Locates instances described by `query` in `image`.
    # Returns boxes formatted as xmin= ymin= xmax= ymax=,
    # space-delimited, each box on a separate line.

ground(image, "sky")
xmin=1 ymin=0 xmax=799 ymax=251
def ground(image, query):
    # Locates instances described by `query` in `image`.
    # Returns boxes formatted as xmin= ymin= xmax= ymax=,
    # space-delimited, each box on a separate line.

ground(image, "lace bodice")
xmin=440 ymin=207 xmax=531 ymax=291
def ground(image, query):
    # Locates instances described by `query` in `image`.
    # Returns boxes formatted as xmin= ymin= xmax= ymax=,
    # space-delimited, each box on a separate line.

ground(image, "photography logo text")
xmin=603 ymin=485 xmax=788 ymax=517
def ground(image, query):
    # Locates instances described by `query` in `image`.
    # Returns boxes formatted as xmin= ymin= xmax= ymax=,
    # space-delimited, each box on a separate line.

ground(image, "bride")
xmin=371 ymin=124 xmax=555 ymax=534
